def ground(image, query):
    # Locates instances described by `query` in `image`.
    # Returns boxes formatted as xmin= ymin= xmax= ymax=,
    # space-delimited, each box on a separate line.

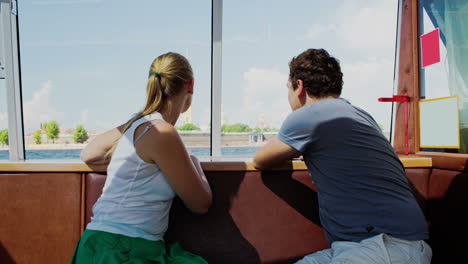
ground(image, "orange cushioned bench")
xmin=1 ymin=165 xmax=466 ymax=263
xmin=85 ymin=171 xmax=327 ymax=264
xmin=84 ymin=168 xmax=447 ymax=264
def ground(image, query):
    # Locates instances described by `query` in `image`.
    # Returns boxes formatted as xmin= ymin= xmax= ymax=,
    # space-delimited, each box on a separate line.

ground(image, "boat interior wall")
xmin=405 ymin=168 xmax=431 ymax=198
xmin=86 ymin=171 xmax=326 ymax=264
xmin=418 ymin=152 xmax=468 ymax=171
xmin=0 ymin=173 xmax=82 ymax=264
xmin=1 ymin=163 xmax=467 ymax=263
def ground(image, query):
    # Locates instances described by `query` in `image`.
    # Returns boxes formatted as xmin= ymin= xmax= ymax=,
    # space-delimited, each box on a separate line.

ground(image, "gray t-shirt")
xmin=278 ymin=98 xmax=428 ymax=244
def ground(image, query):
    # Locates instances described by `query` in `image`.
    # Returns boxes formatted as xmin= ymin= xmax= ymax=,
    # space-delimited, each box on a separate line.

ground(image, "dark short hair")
xmin=289 ymin=49 xmax=343 ymax=98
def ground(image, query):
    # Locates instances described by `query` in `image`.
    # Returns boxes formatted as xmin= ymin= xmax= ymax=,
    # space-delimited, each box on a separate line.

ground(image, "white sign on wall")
xmin=419 ymin=96 xmax=459 ymax=148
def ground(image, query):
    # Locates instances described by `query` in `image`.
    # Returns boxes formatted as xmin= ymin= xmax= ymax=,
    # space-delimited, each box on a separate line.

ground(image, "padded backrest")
xmin=427 ymin=169 xmax=461 ymax=199
xmin=85 ymin=173 xmax=107 ymax=226
xmin=85 ymin=171 xmax=327 ymax=264
xmin=405 ymin=168 xmax=431 ymax=198
xmin=0 ymin=173 xmax=82 ymax=264
xmin=85 ymin=168 xmax=437 ymax=264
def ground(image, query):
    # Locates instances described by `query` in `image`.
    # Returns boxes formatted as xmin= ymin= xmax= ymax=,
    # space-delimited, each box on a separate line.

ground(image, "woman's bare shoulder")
xmin=134 ymin=120 xmax=184 ymax=163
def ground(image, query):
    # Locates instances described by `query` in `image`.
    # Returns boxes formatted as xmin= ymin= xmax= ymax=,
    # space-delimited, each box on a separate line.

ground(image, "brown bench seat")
xmin=86 ymin=171 xmax=327 ymax=264
xmin=2 ymin=162 xmax=466 ymax=263
xmin=85 ymin=168 xmax=441 ymax=264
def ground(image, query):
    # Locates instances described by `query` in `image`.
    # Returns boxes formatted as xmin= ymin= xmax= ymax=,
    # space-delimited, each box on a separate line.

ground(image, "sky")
xmin=1 ymin=0 xmax=399 ymax=135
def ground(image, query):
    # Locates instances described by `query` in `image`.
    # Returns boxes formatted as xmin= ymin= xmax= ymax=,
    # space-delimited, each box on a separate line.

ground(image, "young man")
xmin=253 ymin=49 xmax=432 ymax=264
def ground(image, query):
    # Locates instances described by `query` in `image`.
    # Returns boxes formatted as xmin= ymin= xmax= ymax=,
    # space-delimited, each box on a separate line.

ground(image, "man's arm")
xmin=253 ymin=137 xmax=302 ymax=170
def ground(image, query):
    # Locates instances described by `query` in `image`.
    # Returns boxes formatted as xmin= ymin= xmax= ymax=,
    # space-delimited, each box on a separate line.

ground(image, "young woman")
xmin=71 ymin=52 xmax=212 ymax=263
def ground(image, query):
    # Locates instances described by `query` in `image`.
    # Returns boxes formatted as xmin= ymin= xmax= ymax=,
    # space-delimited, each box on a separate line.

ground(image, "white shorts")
xmin=295 ymin=234 xmax=432 ymax=264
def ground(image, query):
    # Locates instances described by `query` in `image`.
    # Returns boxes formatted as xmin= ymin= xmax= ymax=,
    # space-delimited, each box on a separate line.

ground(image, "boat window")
xmin=221 ymin=0 xmax=399 ymax=155
xmin=17 ymin=0 xmax=211 ymax=159
xmin=419 ymin=0 xmax=468 ymax=153
xmin=4 ymin=1 xmax=401 ymax=160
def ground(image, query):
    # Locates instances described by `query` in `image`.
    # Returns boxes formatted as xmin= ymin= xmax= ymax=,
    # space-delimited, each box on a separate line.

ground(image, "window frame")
xmin=393 ymin=0 xmax=421 ymax=155
xmin=394 ymin=0 xmax=468 ymax=170
xmin=1 ymin=0 xmax=223 ymax=161
xmin=1 ymin=0 xmax=25 ymax=161
xmin=6 ymin=0 xmax=462 ymax=163
xmin=211 ymin=0 xmax=222 ymax=156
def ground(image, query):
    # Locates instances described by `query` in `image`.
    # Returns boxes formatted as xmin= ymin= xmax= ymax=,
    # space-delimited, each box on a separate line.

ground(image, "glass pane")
xmin=419 ymin=0 xmax=468 ymax=153
xmin=0 ymin=79 xmax=8 ymax=160
xmin=221 ymin=0 xmax=398 ymax=156
xmin=18 ymin=0 xmax=211 ymax=159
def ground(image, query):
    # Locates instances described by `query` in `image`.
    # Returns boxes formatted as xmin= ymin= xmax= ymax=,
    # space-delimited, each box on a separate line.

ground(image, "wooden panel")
xmin=201 ymin=160 xmax=307 ymax=171
xmin=427 ymin=169 xmax=460 ymax=199
xmin=0 ymin=156 xmax=431 ymax=173
xmin=164 ymin=170 xmax=327 ymax=264
xmin=84 ymin=173 xmax=107 ymax=226
xmin=0 ymin=173 xmax=82 ymax=264
xmin=0 ymin=160 xmax=105 ymax=173
xmin=417 ymin=152 xmax=468 ymax=171
xmin=229 ymin=170 xmax=326 ymax=263
xmin=405 ymin=168 xmax=431 ymax=198
xmin=394 ymin=0 xmax=420 ymax=154
xmin=399 ymin=155 xmax=432 ymax=167
xmin=0 ymin=159 xmax=306 ymax=172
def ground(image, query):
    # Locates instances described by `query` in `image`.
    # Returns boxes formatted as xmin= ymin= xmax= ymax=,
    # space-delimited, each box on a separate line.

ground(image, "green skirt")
xmin=70 ymin=229 xmax=208 ymax=264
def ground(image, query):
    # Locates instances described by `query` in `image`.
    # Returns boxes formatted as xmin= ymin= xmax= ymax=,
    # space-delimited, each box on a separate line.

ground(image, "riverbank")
xmin=0 ymin=132 xmax=276 ymax=151
xmin=0 ymin=146 xmax=264 ymax=159
xmin=0 ymin=143 xmax=267 ymax=151
xmin=0 ymin=144 xmax=86 ymax=150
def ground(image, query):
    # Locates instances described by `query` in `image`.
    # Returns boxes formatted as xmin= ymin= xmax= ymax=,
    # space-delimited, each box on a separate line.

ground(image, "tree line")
xmin=1 ymin=121 xmax=279 ymax=146
xmin=176 ymin=123 xmax=278 ymax=133
xmin=34 ymin=121 xmax=89 ymax=144
xmin=0 ymin=129 xmax=8 ymax=146
xmin=0 ymin=121 xmax=89 ymax=146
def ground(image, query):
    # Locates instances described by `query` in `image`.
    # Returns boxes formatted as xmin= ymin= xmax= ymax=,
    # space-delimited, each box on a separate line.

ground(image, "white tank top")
xmin=87 ymin=113 xmax=176 ymax=241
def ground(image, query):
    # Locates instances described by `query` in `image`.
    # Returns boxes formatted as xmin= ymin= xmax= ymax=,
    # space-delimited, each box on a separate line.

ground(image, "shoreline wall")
xmin=0 ymin=132 xmax=277 ymax=150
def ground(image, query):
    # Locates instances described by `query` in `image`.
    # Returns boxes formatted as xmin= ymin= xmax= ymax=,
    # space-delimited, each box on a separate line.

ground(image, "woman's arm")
xmin=139 ymin=121 xmax=212 ymax=214
xmin=80 ymin=125 xmax=124 ymax=165
xmin=189 ymin=155 xmax=212 ymax=198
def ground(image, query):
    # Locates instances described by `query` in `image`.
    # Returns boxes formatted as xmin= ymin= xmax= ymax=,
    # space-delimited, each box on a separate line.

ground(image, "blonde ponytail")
xmin=104 ymin=52 xmax=193 ymax=159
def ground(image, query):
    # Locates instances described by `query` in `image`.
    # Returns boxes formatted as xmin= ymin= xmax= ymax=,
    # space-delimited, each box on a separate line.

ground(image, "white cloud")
xmin=228 ymin=68 xmax=290 ymax=128
xmin=229 ymin=59 xmax=394 ymax=131
xmin=298 ymin=0 xmax=398 ymax=131
xmin=23 ymin=81 xmax=65 ymax=132
xmin=337 ymin=3 xmax=397 ymax=50
xmin=242 ymin=68 xmax=287 ymax=102
xmin=303 ymin=0 xmax=397 ymax=52
xmin=304 ymin=24 xmax=337 ymax=40
xmin=341 ymin=57 xmax=395 ymax=131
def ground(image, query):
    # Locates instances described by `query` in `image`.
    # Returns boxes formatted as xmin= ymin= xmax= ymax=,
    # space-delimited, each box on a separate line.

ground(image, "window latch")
xmin=0 ymin=60 xmax=5 ymax=79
